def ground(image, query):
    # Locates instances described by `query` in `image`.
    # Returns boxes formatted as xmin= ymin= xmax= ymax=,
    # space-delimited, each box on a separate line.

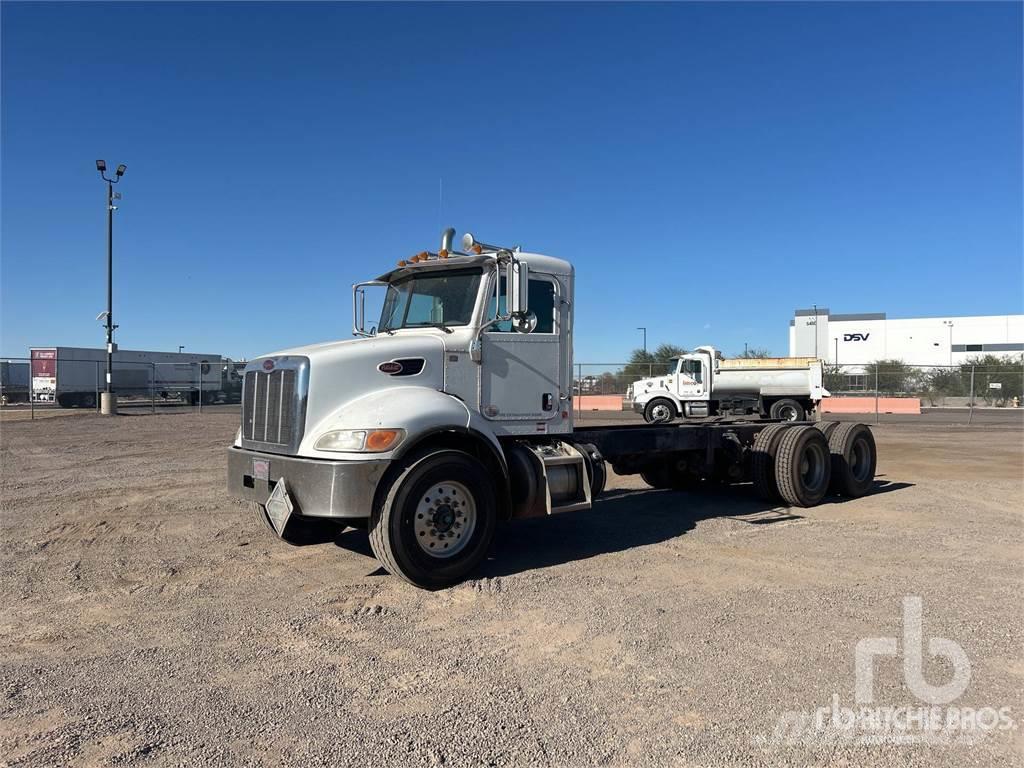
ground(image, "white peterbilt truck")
xmin=628 ymin=349 xmax=830 ymax=424
xmin=227 ymin=229 xmax=877 ymax=589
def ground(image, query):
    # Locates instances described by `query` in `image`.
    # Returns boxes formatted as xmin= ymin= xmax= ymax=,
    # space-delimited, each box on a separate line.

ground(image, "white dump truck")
xmin=227 ymin=229 xmax=876 ymax=589
xmin=628 ymin=347 xmax=830 ymax=423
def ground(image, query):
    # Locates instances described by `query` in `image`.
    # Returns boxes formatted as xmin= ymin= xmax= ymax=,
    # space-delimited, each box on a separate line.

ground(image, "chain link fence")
xmin=0 ymin=357 xmax=244 ymax=419
xmin=4 ymin=356 xmax=1021 ymax=424
xmin=573 ymin=360 xmax=1024 ymax=422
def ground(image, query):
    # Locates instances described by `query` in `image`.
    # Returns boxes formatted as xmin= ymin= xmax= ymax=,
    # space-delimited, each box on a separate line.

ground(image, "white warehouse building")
xmin=789 ymin=309 xmax=1024 ymax=368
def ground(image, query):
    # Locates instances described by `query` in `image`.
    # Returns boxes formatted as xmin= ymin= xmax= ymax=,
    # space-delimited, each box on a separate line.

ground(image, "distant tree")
xmin=621 ymin=344 xmax=687 ymax=379
xmin=924 ymin=367 xmax=967 ymax=403
xmin=822 ymin=362 xmax=845 ymax=394
xmin=736 ymin=347 xmax=771 ymax=359
xmin=960 ymin=353 xmax=1024 ymax=404
xmin=864 ymin=359 xmax=921 ymax=395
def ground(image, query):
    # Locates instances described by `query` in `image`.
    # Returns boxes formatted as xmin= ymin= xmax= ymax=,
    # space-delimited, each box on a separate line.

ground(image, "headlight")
xmin=314 ymin=428 xmax=405 ymax=453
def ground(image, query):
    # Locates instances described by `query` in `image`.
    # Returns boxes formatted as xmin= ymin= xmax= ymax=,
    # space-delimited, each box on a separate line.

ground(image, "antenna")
xmin=438 ymin=177 xmax=443 ymax=235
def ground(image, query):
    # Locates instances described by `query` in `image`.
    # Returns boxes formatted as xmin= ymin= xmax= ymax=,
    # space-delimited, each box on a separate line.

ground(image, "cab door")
xmin=480 ymin=274 xmax=564 ymax=428
xmin=675 ymin=356 xmax=708 ymax=400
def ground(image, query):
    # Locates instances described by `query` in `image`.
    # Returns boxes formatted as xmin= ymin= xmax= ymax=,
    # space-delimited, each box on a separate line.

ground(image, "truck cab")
xmin=228 ymin=230 xmax=594 ymax=587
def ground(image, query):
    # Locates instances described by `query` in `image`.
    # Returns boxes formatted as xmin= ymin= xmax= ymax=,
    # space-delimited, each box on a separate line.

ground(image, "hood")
xmin=251 ymin=333 xmax=448 ymax=440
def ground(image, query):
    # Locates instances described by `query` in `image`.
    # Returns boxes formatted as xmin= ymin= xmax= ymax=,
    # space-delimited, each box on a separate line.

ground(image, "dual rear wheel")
xmin=752 ymin=422 xmax=876 ymax=506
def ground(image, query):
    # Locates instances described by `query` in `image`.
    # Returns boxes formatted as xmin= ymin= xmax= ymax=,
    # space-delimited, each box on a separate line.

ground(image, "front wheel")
xmin=369 ymin=449 xmax=497 ymax=589
xmin=643 ymin=398 xmax=676 ymax=424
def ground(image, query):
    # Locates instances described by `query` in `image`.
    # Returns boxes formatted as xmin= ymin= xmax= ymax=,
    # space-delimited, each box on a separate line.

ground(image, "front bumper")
xmin=227 ymin=447 xmax=389 ymax=519
xmin=631 ymin=400 xmax=644 ymax=414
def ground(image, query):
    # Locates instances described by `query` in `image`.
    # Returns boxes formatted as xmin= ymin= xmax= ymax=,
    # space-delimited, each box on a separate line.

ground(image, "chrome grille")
xmin=241 ymin=360 xmax=307 ymax=453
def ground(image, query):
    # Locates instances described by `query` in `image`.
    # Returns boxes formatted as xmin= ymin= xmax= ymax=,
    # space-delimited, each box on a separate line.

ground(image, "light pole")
xmin=96 ymin=160 xmax=126 ymax=415
xmin=637 ymin=327 xmax=647 ymax=353
xmin=943 ymin=320 xmax=954 ymax=366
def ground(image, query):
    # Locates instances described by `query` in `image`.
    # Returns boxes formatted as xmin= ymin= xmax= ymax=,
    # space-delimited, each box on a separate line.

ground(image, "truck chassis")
xmin=238 ymin=418 xmax=875 ymax=590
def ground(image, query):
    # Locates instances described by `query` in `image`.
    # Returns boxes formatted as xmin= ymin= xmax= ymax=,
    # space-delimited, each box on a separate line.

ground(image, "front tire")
xmin=369 ymin=449 xmax=497 ymax=589
xmin=643 ymin=398 xmax=676 ymax=424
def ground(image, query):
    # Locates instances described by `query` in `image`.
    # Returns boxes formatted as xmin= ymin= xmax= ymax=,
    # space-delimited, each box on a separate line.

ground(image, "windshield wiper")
xmin=407 ymin=322 xmax=454 ymax=334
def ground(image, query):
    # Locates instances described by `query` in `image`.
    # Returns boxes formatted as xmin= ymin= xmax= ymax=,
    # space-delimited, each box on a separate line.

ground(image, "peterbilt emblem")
xmin=378 ymin=361 xmax=404 ymax=375
xmin=262 ymin=359 xmax=275 ymax=371
xmin=844 ymin=333 xmax=871 ymax=342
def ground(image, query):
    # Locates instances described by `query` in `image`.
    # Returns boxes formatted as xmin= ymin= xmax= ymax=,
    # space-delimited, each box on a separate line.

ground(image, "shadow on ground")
xmin=326 ymin=479 xmax=912 ymax=580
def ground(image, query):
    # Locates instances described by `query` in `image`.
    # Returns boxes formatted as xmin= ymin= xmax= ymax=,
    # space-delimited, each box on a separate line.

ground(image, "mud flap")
xmin=265 ymin=478 xmax=295 ymax=536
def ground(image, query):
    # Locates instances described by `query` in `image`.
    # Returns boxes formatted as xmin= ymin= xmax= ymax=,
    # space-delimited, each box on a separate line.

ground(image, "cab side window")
xmin=485 ymin=276 xmax=557 ymax=334
xmin=682 ymin=359 xmax=703 ymax=383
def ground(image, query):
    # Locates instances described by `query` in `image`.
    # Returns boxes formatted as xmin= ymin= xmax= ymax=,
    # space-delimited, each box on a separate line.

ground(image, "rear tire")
xmin=369 ymin=449 xmax=497 ymax=589
xmin=815 ymin=421 xmax=840 ymax=439
xmin=751 ymin=424 xmax=790 ymax=500
xmin=827 ymin=423 xmax=877 ymax=497
xmin=643 ymin=398 xmax=676 ymax=424
xmin=769 ymin=398 xmax=805 ymax=422
xmin=774 ymin=426 xmax=831 ymax=507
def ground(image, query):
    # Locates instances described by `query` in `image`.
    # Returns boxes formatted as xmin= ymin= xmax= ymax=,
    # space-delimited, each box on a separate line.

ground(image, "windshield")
xmin=379 ymin=268 xmax=482 ymax=332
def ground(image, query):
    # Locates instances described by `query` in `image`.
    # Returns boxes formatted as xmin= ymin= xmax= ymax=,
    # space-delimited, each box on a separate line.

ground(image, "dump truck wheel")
xmin=751 ymin=424 xmax=790 ymax=500
xmin=369 ymin=449 xmax=497 ymax=590
xmin=643 ymin=398 xmax=676 ymax=424
xmin=775 ymin=426 xmax=831 ymax=507
xmin=770 ymin=398 xmax=805 ymax=422
xmin=827 ymin=423 xmax=877 ymax=497
xmin=248 ymin=502 xmax=342 ymax=546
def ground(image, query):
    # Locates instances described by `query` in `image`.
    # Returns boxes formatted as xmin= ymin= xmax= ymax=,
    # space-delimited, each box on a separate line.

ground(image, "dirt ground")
xmin=1 ymin=412 xmax=1021 ymax=767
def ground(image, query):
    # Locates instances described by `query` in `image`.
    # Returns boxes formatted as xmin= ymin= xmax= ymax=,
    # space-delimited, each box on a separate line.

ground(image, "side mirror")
xmin=513 ymin=311 xmax=537 ymax=334
xmin=506 ymin=258 xmax=529 ymax=317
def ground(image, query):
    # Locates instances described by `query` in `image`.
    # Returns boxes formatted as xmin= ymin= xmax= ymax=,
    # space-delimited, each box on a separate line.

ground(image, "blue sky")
xmin=2 ymin=1 xmax=1021 ymax=364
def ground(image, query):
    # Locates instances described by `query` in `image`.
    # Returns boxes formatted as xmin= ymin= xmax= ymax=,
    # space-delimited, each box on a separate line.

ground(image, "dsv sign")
xmin=844 ymin=333 xmax=871 ymax=342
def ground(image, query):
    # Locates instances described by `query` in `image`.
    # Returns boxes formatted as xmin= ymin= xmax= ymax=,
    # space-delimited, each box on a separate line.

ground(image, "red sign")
xmin=31 ymin=349 xmax=56 ymax=377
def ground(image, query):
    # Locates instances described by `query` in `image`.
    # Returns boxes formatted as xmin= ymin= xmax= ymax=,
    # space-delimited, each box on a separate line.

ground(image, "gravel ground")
xmin=1 ymin=412 xmax=1021 ymax=767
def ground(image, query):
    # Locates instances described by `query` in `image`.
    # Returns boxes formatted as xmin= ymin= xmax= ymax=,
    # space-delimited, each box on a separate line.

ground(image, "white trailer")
xmin=29 ymin=347 xmax=239 ymax=407
xmin=628 ymin=346 xmax=830 ymax=423
xmin=226 ymin=228 xmax=877 ymax=589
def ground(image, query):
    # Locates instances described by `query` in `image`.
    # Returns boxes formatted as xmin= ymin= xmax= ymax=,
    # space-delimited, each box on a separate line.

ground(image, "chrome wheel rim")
xmin=780 ymin=405 xmax=799 ymax=421
xmin=414 ymin=481 xmax=476 ymax=558
xmin=650 ymin=403 xmax=672 ymax=422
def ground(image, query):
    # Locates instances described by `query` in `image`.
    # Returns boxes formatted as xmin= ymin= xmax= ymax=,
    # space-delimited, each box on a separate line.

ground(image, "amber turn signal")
xmin=365 ymin=429 xmax=403 ymax=452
